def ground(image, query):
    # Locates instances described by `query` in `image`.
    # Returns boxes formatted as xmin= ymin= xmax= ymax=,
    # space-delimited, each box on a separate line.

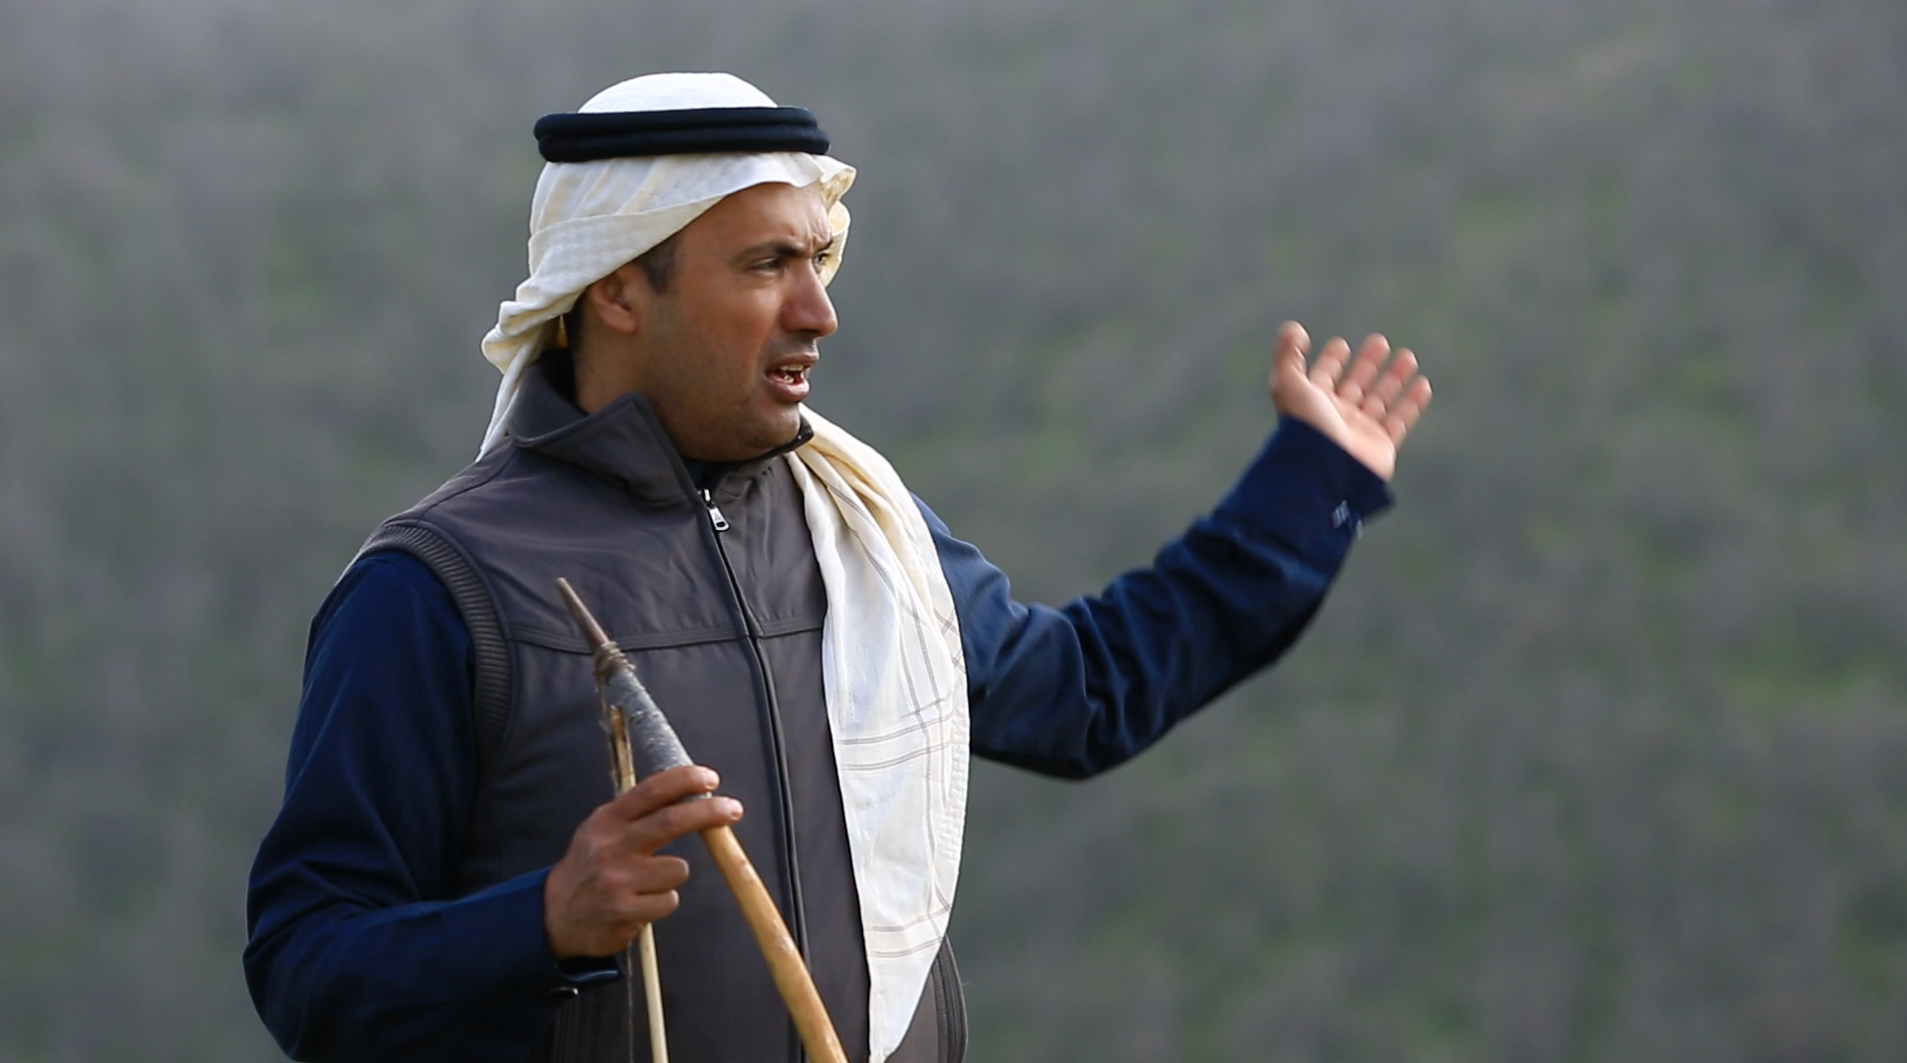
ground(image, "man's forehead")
xmin=688 ymin=182 xmax=833 ymax=247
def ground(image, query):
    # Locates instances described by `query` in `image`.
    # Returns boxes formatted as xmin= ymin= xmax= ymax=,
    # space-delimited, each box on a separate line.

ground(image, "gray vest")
xmin=361 ymin=367 xmax=965 ymax=1062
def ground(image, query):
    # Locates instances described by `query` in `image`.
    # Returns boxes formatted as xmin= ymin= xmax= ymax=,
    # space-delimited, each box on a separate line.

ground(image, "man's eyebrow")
xmin=735 ymin=236 xmax=836 ymax=260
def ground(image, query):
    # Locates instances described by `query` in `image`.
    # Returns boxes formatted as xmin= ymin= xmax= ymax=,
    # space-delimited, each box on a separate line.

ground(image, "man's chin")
xmin=700 ymin=412 xmax=805 ymax=463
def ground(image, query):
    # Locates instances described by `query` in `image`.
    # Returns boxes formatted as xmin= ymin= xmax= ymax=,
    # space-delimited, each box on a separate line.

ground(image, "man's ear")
xmin=581 ymin=262 xmax=650 ymax=336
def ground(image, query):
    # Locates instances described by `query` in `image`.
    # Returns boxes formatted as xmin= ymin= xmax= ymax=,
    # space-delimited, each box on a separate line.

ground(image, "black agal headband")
xmin=533 ymin=107 xmax=830 ymax=163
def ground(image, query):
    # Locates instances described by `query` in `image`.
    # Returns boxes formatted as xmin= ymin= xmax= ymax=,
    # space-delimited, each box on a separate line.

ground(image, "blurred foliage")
xmin=1 ymin=0 xmax=1904 ymax=1058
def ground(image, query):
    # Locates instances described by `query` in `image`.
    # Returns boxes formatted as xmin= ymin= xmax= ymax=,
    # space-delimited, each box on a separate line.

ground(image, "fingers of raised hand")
xmin=1360 ymin=347 xmax=1418 ymax=418
xmin=1271 ymin=320 xmax=1309 ymax=382
xmin=1309 ymin=336 xmax=1353 ymax=391
xmin=1381 ymin=376 xmax=1433 ymax=444
xmin=1338 ymin=334 xmax=1391 ymax=403
xmin=1275 ymin=320 xmax=1311 ymax=361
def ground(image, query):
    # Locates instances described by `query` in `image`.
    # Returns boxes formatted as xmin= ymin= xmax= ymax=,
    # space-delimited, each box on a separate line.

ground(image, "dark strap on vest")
xmin=355 ymin=520 xmax=515 ymax=783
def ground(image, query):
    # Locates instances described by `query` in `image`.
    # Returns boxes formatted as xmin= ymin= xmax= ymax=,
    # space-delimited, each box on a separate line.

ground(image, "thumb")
xmin=1269 ymin=320 xmax=1311 ymax=409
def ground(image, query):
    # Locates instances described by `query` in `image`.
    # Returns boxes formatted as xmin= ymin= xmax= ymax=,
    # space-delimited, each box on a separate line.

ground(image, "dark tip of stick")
xmin=555 ymin=577 xmax=613 ymax=649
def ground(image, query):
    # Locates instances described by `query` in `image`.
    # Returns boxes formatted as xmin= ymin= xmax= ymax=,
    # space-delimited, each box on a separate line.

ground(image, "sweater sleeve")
xmin=243 ymin=552 xmax=615 ymax=1063
xmin=930 ymin=418 xmax=1393 ymax=779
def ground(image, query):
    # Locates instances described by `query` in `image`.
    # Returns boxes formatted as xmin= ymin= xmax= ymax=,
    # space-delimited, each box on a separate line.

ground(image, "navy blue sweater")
xmin=245 ymin=420 xmax=1389 ymax=1061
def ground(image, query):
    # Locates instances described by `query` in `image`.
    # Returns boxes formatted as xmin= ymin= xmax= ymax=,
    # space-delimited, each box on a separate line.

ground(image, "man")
xmin=245 ymin=72 xmax=1430 ymax=1063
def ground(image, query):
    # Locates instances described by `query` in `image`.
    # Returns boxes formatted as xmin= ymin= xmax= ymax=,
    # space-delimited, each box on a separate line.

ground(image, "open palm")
xmin=1269 ymin=321 xmax=1431 ymax=482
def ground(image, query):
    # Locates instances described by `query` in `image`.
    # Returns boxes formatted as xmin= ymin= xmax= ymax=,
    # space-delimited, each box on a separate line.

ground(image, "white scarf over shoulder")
xmin=481 ymin=73 xmax=968 ymax=1063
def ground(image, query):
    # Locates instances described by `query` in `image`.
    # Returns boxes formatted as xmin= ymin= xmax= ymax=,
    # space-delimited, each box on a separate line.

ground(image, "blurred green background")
xmin=2 ymin=0 xmax=1905 ymax=1058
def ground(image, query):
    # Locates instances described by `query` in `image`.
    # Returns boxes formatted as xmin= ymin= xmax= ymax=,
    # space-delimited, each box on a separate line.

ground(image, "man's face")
xmin=621 ymin=181 xmax=838 ymax=462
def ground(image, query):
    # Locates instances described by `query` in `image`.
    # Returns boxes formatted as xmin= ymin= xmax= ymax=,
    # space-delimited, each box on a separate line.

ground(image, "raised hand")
xmin=1269 ymin=321 xmax=1431 ymax=482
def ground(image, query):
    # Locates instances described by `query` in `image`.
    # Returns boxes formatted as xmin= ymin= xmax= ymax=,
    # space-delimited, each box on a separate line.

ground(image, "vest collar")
xmin=503 ymin=362 xmax=811 ymax=505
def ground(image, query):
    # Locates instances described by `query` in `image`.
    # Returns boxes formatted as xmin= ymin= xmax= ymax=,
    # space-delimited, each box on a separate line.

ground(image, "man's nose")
xmin=783 ymin=266 xmax=838 ymax=338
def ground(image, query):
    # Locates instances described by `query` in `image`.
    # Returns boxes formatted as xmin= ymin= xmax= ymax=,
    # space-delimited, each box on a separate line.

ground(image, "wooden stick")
xmin=700 ymin=823 xmax=848 ymax=1063
xmin=600 ymin=612 xmax=670 ymax=1063
xmin=637 ymin=928 xmax=668 ymax=1063
xmin=556 ymin=579 xmax=847 ymax=1063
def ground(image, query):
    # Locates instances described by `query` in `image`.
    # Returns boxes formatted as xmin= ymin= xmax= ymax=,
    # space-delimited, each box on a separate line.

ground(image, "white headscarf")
xmin=478 ymin=72 xmax=855 ymax=454
xmin=483 ymin=74 xmax=969 ymax=1063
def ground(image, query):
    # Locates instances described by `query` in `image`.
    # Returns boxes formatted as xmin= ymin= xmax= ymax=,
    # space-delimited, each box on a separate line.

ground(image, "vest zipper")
xmin=701 ymin=489 xmax=731 ymax=533
xmin=699 ymin=483 xmax=811 ymax=1005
